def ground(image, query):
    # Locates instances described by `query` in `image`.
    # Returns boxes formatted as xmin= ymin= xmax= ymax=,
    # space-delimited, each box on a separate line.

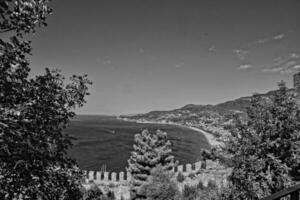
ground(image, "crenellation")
xmin=83 ymin=160 xmax=230 ymax=200
xmin=111 ymin=172 xmax=117 ymax=182
xmin=103 ymin=171 xmax=109 ymax=181
xmin=82 ymin=160 xmax=228 ymax=186
xmin=186 ymin=163 xmax=192 ymax=172
xmin=96 ymin=171 xmax=101 ymax=181
xmin=195 ymin=161 xmax=202 ymax=171
xmin=119 ymin=172 xmax=125 ymax=182
xmin=88 ymin=171 xmax=95 ymax=181
xmin=177 ymin=165 xmax=183 ymax=172
xmin=126 ymin=172 xmax=132 ymax=181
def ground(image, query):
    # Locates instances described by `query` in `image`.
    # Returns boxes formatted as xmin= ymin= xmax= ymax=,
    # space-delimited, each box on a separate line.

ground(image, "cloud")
xmin=102 ymin=59 xmax=112 ymax=65
xmin=273 ymin=34 xmax=284 ymax=40
xmin=272 ymin=54 xmax=295 ymax=66
xmin=262 ymin=52 xmax=300 ymax=74
xmin=237 ymin=64 xmax=253 ymax=70
xmin=96 ymin=56 xmax=112 ymax=65
xmin=262 ymin=67 xmax=284 ymax=73
xmin=248 ymin=33 xmax=285 ymax=46
xmin=175 ymin=62 xmax=185 ymax=68
xmin=291 ymin=53 xmax=299 ymax=59
xmin=233 ymin=49 xmax=249 ymax=60
xmin=208 ymin=45 xmax=216 ymax=53
xmin=294 ymin=65 xmax=300 ymax=70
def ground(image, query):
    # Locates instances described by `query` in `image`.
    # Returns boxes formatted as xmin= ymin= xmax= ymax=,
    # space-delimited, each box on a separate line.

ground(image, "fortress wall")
xmin=84 ymin=171 xmax=133 ymax=184
xmin=83 ymin=160 xmax=223 ymax=185
xmin=83 ymin=160 xmax=230 ymax=200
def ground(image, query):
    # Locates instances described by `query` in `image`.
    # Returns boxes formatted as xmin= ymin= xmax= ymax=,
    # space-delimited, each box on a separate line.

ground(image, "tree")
xmin=127 ymin=129 xmax=176 ymax=199
xmin=0 ymin=1 xmax=92 ymax=199
xmin=222 ymin=82 xmax=300 ymax=199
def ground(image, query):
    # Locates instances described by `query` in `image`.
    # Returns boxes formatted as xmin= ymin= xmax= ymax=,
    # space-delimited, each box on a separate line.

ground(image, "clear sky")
xmin=29 ymin=0 xmax=300 ymax=115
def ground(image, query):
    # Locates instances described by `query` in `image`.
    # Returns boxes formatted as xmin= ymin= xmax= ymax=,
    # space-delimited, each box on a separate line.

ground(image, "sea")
xmin=65 ymin=115 xmax=210 ymax=172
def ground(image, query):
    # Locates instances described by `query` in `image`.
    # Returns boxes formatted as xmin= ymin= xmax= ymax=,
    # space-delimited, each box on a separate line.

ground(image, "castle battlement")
xmin=82 ymin=160 xmax=230 ymax=200
xmin=83 ymin=160 xmax=224 ymax=185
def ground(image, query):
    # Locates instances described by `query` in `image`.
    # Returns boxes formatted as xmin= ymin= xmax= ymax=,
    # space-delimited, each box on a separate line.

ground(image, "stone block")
xmin=186 ymin=164 xmax=192 ymax=172
xmin=103 ymin=172 xmax=109 ymax=181
xmin=119 ymin=172 xmax=124 ymax=182
xmin=195 ymin=161 xmax=202 ymax=171
xmin=111 ymin=172 xmax=117 ymax=182
xmin=88 ymin=171 xmax=95 ymax=181
xmin=177 ymin=165 xmax=183 ymax=172
xmin=96 ymin=172 xmax=101 ymax=181
xmin=126 ymin=172 xmax=132 ymax=181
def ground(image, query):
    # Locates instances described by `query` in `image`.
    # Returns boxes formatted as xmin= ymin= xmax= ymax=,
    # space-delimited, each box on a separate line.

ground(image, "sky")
xmin=29 ymin=0 xmax=300 ymax=115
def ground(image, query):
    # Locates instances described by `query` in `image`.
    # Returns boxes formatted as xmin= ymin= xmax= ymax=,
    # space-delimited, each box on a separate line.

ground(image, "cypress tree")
xmin=127 ymin=129 xmax=176 ymax=199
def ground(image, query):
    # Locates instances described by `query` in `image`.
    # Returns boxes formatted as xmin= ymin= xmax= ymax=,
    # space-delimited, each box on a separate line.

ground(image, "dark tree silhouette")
xmin=0 ymin=1 xmax=92 ymax=199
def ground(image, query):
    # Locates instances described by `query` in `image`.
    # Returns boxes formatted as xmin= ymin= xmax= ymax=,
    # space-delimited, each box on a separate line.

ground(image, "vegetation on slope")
xmin=218 ymin=82 xmax=300 ymax=199
xmin=121 ymin=88 xmax=295 ymax=141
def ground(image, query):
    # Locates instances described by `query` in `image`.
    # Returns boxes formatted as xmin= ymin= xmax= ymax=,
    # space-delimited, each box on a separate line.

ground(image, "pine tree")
xmin=127 ymin=129 xmax=176 ymax=199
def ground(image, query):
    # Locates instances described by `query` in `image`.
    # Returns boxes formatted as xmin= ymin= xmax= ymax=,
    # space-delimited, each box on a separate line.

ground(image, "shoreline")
xmin=118 ymin=117 xmax=221 ymax=147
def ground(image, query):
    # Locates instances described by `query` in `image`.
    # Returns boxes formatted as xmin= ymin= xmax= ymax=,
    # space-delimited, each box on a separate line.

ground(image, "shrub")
xmin=177 ymin=172 xmax=185 ymax=183
xmin=188 ymin=172 xmax=196 ymax=179
xmin=182 ymin=185 xmax=198 ymax=200
xmin=82 ymin=185 xmax=117 ymax=200
xmin=197 ymin=180 xmax=204 ymax=190
xmin=197 ymin=187 xmax=222 ymax=200
xmin=207 ymin=180 xmax=217 ymax=189
xmin=85 ymin=185 xmax=103 ymax=200
xmin=108 ymin=183 xmax=116 ymax=188
xmin=106 ymin=190 xmax=116 ymax=200
xmin=140 ymin=166 xmax=180 ymax=200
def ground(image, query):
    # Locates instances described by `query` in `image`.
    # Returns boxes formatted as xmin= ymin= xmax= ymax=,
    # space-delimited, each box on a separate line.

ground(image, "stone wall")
xmin=82 ymin=160 xmax=230 ymax=200
xmin=83 ymin=160 xmax=225 ymax=185
xmin=83 ymin=170 xmax=132 ymax=185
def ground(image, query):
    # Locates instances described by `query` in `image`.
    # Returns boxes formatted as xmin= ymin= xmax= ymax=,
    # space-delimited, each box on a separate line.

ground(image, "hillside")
xmin=121 ymin=88 xmax=293 ymax=139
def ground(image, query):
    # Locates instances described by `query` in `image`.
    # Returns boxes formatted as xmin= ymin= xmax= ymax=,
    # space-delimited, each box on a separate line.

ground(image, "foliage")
xmin=0 ymin=0 xmax=52 ymax=35
xmin=182 ymin=185 xmax=198 ymax=200
xmin=82 ymin=185 xmax=116 ymax=200
xmin=188 ymin=172 xmax=196 ymax=179
xmin=221 ymin=82 xmax=300 ymax=199
xmin=196 ymin=187 xmax=222 ymax=200
xmin=207 ymin=180 xmax=217 ymax=189
xmin=0 ymin=0 xmax=92 ymax=199
xmin=181 ymin=184 xmax=222 ymax=200
xmin=196 ymin=180 xmax=204 ymax=190
xmin=105 ymin=191 xmax=116 ymax=200
xmin=139 ymin=166 xmax=180 ymax=200
xmin=127 ymin=129 xmax=176 ymax=199
xmin=84 ymin=185 xmax=104 ymax=200
xmin=176 ymin=172 xmax=185 ymax=183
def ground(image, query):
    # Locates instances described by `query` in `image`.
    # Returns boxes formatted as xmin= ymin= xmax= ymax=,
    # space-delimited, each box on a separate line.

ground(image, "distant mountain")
xmin=177 ymin=88 xmax=295 ymax=114
xmin=121 ymin=88 xmax=295 ymax=138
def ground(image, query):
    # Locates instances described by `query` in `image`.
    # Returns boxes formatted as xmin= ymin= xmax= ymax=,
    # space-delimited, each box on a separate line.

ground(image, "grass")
xmin=66 ymin=115 xmax=210 ymax=172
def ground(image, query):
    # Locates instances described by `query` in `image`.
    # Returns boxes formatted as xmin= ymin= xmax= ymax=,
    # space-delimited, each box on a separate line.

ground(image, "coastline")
xmin=118 ymin=117 xmax=221 ymax=147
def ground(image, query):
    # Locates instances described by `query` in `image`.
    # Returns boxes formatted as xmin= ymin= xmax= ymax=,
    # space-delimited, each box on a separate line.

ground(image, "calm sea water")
xmin=65 ymin=115 xmax=210 ymax=172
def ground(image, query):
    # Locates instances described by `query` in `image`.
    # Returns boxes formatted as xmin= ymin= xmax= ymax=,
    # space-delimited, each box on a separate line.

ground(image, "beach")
xmin=119 ymin=118 xmax=221 ymax=147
